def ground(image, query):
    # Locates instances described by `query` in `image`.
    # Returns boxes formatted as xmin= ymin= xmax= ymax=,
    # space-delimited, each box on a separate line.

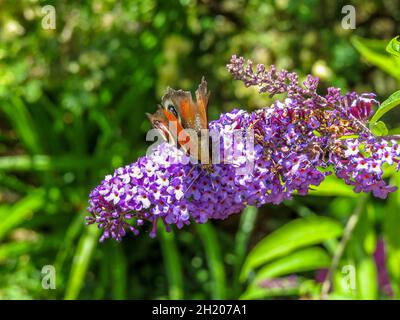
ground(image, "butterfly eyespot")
xmin=167 ymin=104 xmax=178 ymax=118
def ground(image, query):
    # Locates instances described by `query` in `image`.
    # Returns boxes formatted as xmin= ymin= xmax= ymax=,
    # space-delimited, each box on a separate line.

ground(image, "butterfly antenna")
xmin=210 ymin=175 xmax=216 ymax=191
xmin=186 ymin=164 xmax=197 ymax=177
xmin=184 ymin=166 xmax=204 ymax=194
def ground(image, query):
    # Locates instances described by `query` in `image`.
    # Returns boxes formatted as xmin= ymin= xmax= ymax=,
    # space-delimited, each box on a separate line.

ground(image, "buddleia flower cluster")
xmin=86 ymin=55 xmax=399 ymax=242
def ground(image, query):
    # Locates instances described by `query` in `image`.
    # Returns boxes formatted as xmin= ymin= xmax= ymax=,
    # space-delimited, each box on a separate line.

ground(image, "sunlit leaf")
xmin=369 ymin=90 xmax=400 ymax=125
xmin=240 ymin=281 xmax=300 ymax=299
xmin=254 ymin=247 xmax=331 ymax=281
xmin=309 ymin=175 xmax=360 ymax=197
xmin=332 ymin=268 xmax=357 ymax=299
xmin=357 ymin=257 xmax=378 ymax=300
xmin=351 ymin=36 xmax=400 ymax=81
xmin=385 ymin=173 xmax=400 ymax=297
xmin=370 ymin=121 xmax=389 ymax=136
xmin=241 ymin=248 xmax=330 ymax=299
xmin=386 ymin=36 xmax=400 ymax=58
xmin=240 ymin=217 xmax=343 ymax=281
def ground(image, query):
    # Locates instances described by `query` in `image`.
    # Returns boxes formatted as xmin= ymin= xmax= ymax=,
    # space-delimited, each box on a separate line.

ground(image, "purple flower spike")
xmin=87 ymin=56 xmax=399 ymax=241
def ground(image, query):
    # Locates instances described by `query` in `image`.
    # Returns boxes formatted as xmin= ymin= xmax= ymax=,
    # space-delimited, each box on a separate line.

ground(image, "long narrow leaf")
xmin=357 ymin=257 xmax=378 ymax=300
xmin=385 ymin=172 xmax=400 ymax=298
xmin=64 ymin=225 xmax=100 ymax=299
xmin=109 ymin=244 xmax=127 ymax=299
xmin=234 ymin=207 xmax=258 ymax=268
xmin=1 ymin=96 xmax=41 ymax=154
xmin=196 ymin=223 xmax=227 ymax=299
xmin=158 ymin=225 xmax=184 ymax=299
xmin=0 ymin=190 xmax=45 ymax=241
xmin=0 ymin=155 xmax=107 ymax=171
xmin=241 ymin=248 xmax=330 ymax=299
xmin=369 ymin=90 xmax=400 ymax=125
xmin=351 ymin=36 xmax=400 ymax=81
xmin=240 ymin=216 xmax=343 ymax=281
xmin=233 ymin=206 xmax=258 ymax=295
xmin=386 ymin=36 xmax=400 ymax=58
xmin=254 ymin=247 xmax=331 ymax=281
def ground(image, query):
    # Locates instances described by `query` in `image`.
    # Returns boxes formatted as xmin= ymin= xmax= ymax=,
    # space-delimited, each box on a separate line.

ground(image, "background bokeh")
xmin=0 ymin=0 xmax=399 ymax=299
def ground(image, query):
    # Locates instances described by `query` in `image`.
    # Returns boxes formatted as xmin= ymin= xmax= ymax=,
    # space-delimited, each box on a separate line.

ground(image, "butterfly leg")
xmin=184 ymin=165 xmax=204 ymax=194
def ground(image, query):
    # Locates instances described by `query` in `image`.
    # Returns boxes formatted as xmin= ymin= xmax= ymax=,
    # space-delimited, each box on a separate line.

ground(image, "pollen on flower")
xmin=86 ymin=55 xmax=399 ymax=242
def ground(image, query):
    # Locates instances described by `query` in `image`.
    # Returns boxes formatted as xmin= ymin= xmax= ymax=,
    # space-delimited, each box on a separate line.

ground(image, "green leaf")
xmin=385 ymin=172 xmax=400 ymax=298
xmin=94 ymin=255 xmax=110 ymax=299
xmin=0 ymin=172 xmax=33 ymax=194
xmin=241 ymin=248 xmax=330 ymax=299
xmin=0 ymin=241 xmax=40 ymax=262
xmin=1 ymin=96 xmax=42 ymax=154
xmin=332 ymin=268 xmax=357 ymax=298
xmin=196 ymin=223 xmax=227 ymax=299
xmin=386 ymin=36 xmax=400 ymax=58
xmin=351 ymin=36 xmax=400 ymax=81
xmin=55 ymin=211 xmax=86 ymax=275
xmin=363 ymin=204 xmax=377 ymax=256
xmin=369 ymin=90 xmax=400 ymax=125
xmin=64 ymin=225 xmax=100 ymax=300
xmin=159 ymin=225 xmax=184 ymax=299
xmin=357 ymin=257 xmax=378 ymax=300
xmin=240 ymin=217 xmax=343 ymax=281
xmin=240 ymin=281 xmax=300 ymax=299
xmin=329 ymin=293 xmax=357 ymax=300
xmin=309 ymin=175 xmax=360 ymax=197
xmin=0 ymin=154 xmax=107 ymax=171
xmin=233 ymin=206 xmax=258 ymax=288
xmin=370 ymin=121 xmax=389 ymax=136
xmin=0 ymin=236 xmax=59 ymax=263
xmin=254 ymin=247 xmax=331 ymax=281
xmin=0 ymin=190 xmax=45 ymax=241
xmin=232 ymin=206 xmax=258 ymax=297
xmin=109 ymin=244 xmax=127 ymax=299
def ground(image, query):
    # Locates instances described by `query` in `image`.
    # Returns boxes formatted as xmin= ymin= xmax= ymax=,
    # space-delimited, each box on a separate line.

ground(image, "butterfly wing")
xmin=160 ymin=78 xmax=209 ymax=132
xmin=161 ymin=87 xmax=196 ymax=129
xmin=159 ymin=85 xmax=199 ymax=155
xmin=146 ymin=107 xmax=173 ymax=143
xmin=147 ymin=105 xmax=193 ymax=154
xmin=194 ymin=77 xmax=210 ymax=132
xmin=194 ymin=78 xmax=211 ymax=163
xmin=149 ymin=78 xmax=210 ymax=161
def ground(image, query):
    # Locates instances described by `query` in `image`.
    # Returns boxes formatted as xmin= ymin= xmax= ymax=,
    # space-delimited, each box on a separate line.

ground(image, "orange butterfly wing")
xmin=148 ymin=78 xmax=210 ymax=161
xmin=161 ymin=108 xmax=193 ymax=153
xmin=194 ymin=77 xmax=210 ymax=131
xmin=146 ymin=108 xmax=173 ymax=143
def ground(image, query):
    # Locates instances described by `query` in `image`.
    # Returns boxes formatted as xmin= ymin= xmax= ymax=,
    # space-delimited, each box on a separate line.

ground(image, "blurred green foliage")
xmin=0 ymin=0 xmax=400 ymax=300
